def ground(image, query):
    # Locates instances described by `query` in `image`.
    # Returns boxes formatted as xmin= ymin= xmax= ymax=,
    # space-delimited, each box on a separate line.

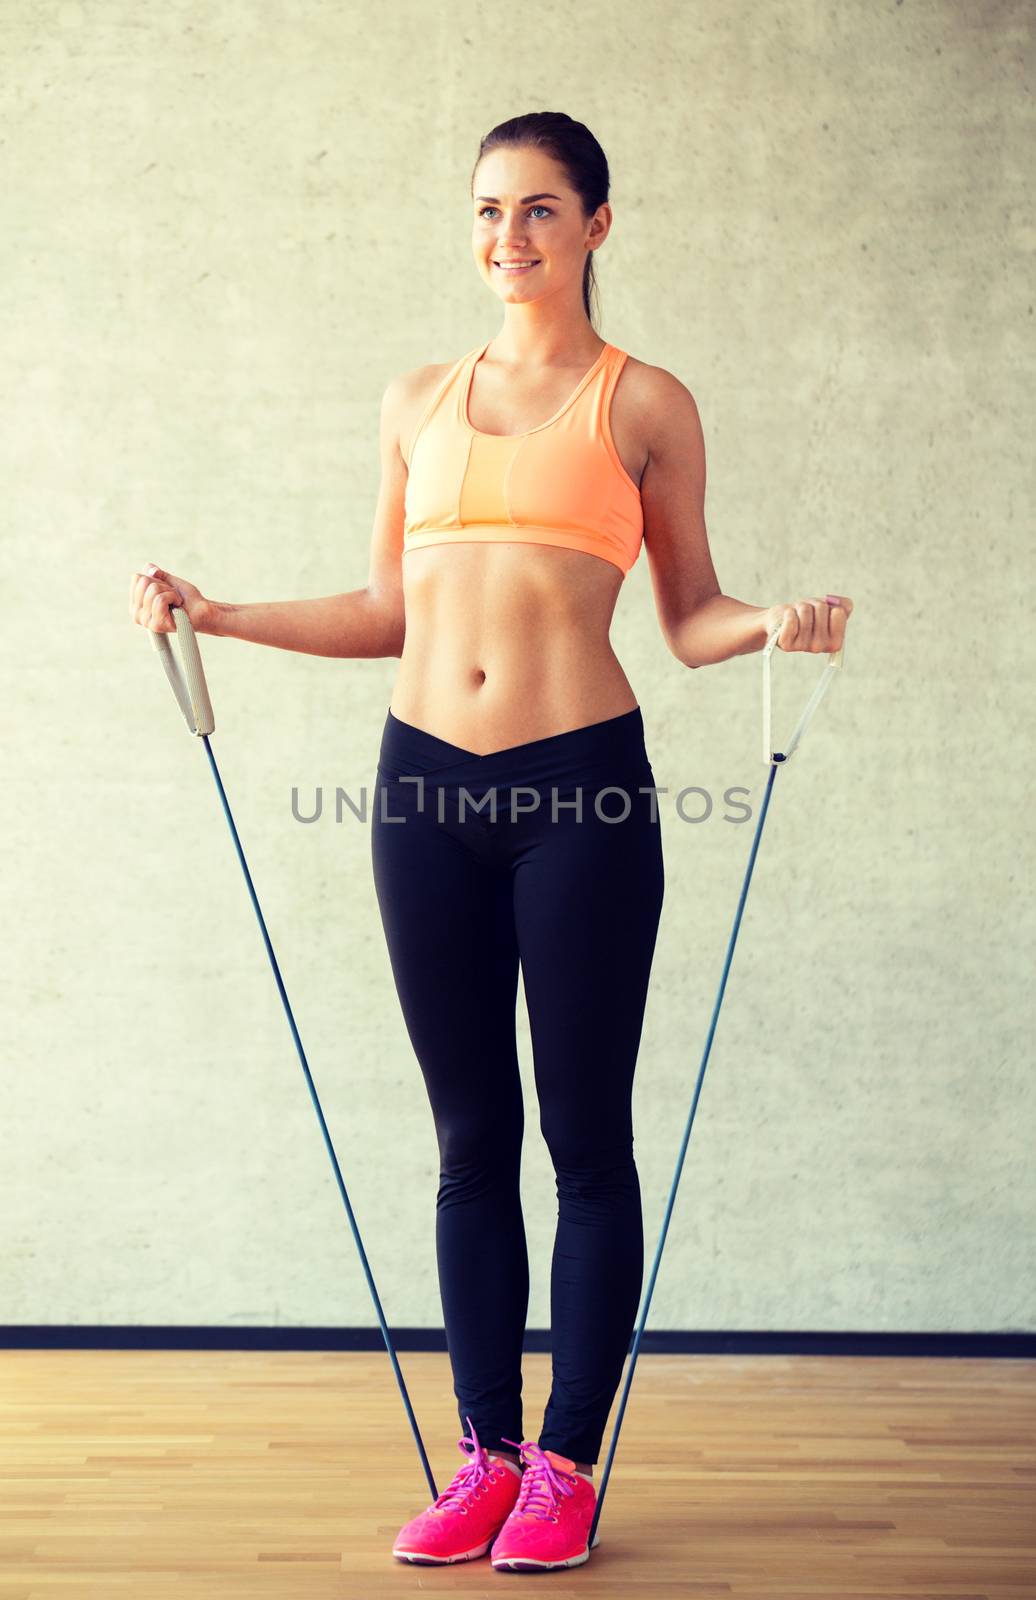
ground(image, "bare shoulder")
xmin=384 ymin=356 xmax=462 ymax=469
xmin=614 ymin=353 xmax=702 ymax=458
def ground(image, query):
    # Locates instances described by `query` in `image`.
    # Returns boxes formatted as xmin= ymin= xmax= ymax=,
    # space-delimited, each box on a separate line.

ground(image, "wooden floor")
xmin=0 ymin=1351 xmax=1033 ymax=1598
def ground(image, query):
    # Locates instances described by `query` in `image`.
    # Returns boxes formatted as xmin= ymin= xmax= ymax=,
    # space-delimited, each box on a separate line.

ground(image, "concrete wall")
xmin=2 ymin=0 xmax=1032 ymax=1333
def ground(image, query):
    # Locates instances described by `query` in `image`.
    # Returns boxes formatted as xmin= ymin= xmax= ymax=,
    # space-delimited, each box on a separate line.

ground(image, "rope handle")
xmin=762 ymin=625 xmax=845 ymax=765
xmin=149 ymin=606 xmax=215 ymax=736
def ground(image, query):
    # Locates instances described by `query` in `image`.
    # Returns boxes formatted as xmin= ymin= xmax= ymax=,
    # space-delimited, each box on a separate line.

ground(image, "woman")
xmin=129 ymin=112 xmax=852 ymax=1573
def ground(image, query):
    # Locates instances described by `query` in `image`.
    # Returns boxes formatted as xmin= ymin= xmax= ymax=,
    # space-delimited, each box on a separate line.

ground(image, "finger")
xmin=149 ymin=592 xmax=180 ymax=634
xmin=140 ymin=578 xmax=163 ymax=613
xmin=130 ymin=570 xmax=153 ymax=607
xmin=795 ymin=601 xmax=815 ymax=651
xmin=827 ymin=604 xmax=848 ymax=650
xmin=130 ymin=573 xmax=154 ymax=625
xmin=130 ymin=568 xmax=165 ymax=623
xmin=807 ymin=597 xmax=832 ymax=652
xmin=779 ymin=606 xmax=798 ymax=647
xmin=825 ymin=593 xmax=853 ymax=648
xmin=136 ymin=580 xmax=176 ymax=633
xmin=142 ymin=563 xmax=187 ymax=605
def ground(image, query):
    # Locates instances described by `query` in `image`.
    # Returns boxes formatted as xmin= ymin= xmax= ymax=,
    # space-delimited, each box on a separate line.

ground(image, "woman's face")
xmin=471 ymin=146 xmax=609 ymax=309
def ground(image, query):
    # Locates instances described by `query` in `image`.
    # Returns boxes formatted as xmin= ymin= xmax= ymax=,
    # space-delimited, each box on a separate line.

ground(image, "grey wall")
xmin=2 ymin=0 xmax=1032 ymax=1334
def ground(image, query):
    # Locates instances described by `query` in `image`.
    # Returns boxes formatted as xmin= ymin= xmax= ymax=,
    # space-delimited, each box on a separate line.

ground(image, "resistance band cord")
xmin=147 ymin=611 xmax=845 ymax=1534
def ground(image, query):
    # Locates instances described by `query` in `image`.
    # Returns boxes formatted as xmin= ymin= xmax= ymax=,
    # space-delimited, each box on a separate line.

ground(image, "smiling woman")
xmin=126 ymin=105 xmax=852 ymax=1580
xmin=377 ymin=110 xmax=852 ymax=1574
xmin=470 ymin=125 xmax=608 ymax=328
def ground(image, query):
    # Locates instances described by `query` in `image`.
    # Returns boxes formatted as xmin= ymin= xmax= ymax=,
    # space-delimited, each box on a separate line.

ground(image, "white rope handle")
xmin=149 ymin=606 xmax=216 ymax=736
xmin=762 ymin=626 xmax=845 ymax=765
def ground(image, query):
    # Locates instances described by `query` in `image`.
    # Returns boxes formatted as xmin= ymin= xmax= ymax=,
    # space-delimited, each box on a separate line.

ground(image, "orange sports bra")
xmin=402 ymin=339 xmax=644 ymax=578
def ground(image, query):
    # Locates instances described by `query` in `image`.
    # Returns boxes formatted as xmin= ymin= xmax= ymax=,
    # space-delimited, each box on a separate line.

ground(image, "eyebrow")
xmin=473 ymin=193 xmax=562 ymax=204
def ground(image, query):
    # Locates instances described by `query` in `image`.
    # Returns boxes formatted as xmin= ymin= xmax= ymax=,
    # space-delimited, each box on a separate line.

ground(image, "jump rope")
xmin=148 ymin=608 xmax=845 ymax=1550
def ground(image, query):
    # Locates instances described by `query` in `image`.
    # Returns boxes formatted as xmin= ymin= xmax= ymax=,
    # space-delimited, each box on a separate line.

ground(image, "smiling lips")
xmin=494 ymin=259 xmax=540 ymax=271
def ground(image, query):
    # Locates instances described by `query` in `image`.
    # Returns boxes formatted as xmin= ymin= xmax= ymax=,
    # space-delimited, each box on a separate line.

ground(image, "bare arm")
xmin=639 ymin=369 xmax=854 ymax=663
xmin=639 ymin=368 xmax=771 ymax=668
xmin=202 ymin=374 xmax=410 ymax=658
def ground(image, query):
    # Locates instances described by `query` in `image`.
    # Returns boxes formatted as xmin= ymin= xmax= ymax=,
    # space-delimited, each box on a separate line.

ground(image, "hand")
xmin=764 ymin=594 xmax=853 ymax=654
xmin=128 ymin=563 xmax=217 ymax=635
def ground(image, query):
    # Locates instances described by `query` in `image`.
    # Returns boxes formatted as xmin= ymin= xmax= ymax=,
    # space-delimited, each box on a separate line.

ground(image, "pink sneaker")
xmin=391 ymin=1417 xmax=524 ymax=1565
xmin=490 ymin=1438 xmax=602 ymax=1571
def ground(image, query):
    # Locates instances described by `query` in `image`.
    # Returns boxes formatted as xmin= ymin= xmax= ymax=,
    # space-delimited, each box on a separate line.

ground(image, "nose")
xmin=493 ymin=217 xmax=529 ymax=247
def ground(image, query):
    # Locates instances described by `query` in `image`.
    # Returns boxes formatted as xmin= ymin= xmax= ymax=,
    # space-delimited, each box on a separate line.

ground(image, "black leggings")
xmin=370 ymin=704 xmax=665 ymax=1465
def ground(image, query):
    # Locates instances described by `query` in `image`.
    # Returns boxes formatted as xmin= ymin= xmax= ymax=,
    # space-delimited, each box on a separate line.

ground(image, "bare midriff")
xmin=390 ymin=542 xmax=638 ymax=755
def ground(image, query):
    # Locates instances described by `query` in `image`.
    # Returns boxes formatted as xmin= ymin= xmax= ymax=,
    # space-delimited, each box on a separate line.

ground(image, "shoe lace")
xmin=432 ymin=1416 xmax=498 ymax=1513
xmin=500 ymin=1437 xmax=577 ymax=1522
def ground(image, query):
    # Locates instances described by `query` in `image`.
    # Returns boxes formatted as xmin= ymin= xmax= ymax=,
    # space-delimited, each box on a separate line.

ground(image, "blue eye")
xmin=478 ymin=205 xmax=552 ymax=220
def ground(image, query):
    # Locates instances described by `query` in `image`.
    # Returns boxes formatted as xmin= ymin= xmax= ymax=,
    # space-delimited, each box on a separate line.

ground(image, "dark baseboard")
xmin=1 ymin=1328 xmax=1034 ymax=1355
